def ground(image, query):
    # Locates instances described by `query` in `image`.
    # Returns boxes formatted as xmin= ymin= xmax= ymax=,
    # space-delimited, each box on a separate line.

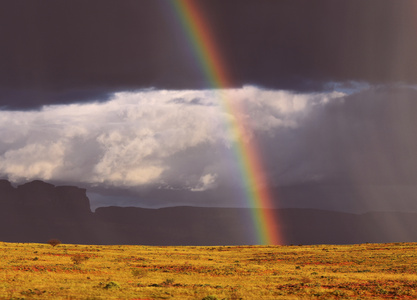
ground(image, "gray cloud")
xmin=266 ymin=85 xmax=417 ymax=213
xmin=254 ymin=86 xmax=417 ymax=188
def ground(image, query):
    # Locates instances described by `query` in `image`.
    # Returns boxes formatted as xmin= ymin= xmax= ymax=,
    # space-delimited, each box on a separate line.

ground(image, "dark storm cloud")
xmin=0 ymin=0 xmax=194 ymax=109
xmin=1 ymin=0 xmax=416 ymax=109
xmin=208 ymin=0 xmax=417 ymax=88
xmin=0 ymin=87 xmax=116 ymax=110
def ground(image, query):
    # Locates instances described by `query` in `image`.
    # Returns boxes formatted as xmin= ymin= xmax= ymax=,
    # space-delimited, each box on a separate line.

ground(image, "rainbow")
xmin=169 ymin=0 xmax=283 ymax=245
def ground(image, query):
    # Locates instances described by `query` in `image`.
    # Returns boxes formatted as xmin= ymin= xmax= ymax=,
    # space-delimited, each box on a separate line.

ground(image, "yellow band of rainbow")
xmin=169 ymin=0 xmax=283 ymax=245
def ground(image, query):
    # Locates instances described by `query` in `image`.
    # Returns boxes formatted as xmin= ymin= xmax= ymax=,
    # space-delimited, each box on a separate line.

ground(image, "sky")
xmin=1 ymin=0 xmax=417 ymax=213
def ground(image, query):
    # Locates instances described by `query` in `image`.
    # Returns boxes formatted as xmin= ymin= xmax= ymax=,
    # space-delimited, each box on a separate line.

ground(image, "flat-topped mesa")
xmin=54 ymin=185 xmax=91 ymax=215
xmin=0 ymin=179 xmax=92 ymax=216
xmin=16 ymin=180 xmax=56 ymax=207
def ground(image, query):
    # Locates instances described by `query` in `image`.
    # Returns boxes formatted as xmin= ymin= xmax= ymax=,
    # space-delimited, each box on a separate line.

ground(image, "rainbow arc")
xmin=169 ymin=0 xmax=283 ymax=245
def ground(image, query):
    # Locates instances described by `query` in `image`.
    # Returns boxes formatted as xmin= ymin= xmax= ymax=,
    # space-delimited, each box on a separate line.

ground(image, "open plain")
xmin=1 ymin=242 xmax=417 ymax=299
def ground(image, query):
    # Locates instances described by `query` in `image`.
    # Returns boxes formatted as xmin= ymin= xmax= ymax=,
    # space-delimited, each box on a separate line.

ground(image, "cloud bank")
xmin=3 ymin=84 xmax=417 ymax=211
xmin=0 ymin=86 xmax=343 ymax=191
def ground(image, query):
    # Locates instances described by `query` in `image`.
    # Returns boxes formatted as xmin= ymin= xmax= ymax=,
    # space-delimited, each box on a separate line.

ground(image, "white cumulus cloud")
xmin=0 ymin=86 xmax=344 ymax=189
xmin=191 ymin=173 xmax=218 ymax=191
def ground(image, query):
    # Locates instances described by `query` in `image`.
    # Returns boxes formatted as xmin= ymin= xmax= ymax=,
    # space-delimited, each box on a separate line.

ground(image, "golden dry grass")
xmin=1 ymin=242 xmax=417 ymax=299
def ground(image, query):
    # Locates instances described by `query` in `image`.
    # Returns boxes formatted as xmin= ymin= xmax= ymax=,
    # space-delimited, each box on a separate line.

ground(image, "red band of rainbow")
xmin=169 ymin=0 xmax=283 ymax=245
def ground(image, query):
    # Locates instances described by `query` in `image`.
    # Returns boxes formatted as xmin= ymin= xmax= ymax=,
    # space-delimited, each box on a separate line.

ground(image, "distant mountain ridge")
xmin=0 ymin=179 xmax=91 ymax=214
xmin=0 ymin=179 xmax=416 ymax=245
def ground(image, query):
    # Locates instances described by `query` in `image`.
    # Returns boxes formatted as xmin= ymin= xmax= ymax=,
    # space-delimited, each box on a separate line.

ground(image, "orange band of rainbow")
xmin=169 ymin=0 xmax=283 ymax=245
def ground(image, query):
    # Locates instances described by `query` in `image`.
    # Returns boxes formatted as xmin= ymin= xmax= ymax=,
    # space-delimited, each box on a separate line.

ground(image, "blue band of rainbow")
xmin=169 ymin=0 xmax=283 ymax=245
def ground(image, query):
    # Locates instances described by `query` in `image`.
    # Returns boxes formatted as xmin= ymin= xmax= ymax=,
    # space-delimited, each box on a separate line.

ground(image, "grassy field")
xmin=1 ymin=242 xmax=417 ymax=299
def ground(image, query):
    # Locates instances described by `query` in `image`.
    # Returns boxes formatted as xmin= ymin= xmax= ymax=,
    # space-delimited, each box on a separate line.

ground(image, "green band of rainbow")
xmin=169 ymin=0 xmax=283 ymax=245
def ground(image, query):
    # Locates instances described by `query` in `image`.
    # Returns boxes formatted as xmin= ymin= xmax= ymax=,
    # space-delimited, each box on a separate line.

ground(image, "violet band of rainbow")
xmin=169 ymin=0 xmax=283 ymax=245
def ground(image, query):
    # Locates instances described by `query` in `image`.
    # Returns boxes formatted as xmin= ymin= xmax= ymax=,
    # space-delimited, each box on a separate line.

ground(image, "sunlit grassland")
xmin=1 ymin=242 xmax=417 ymax=299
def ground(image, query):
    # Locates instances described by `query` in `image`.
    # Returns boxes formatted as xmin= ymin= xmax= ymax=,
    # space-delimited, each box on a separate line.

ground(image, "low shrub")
xmin=71 ymin=254 xmax=90 ymax=265
xmin=202 ymin=296 xmax=218 ymax=300
xmin=103 ymin=281 xmax=120 ymax=289
xmin=47 ymin=239 xmax=61 ymax=247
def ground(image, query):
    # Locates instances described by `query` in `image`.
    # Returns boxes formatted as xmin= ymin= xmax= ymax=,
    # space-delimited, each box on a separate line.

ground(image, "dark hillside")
xmin=0 ymin=180 xmax=416 ymax=245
